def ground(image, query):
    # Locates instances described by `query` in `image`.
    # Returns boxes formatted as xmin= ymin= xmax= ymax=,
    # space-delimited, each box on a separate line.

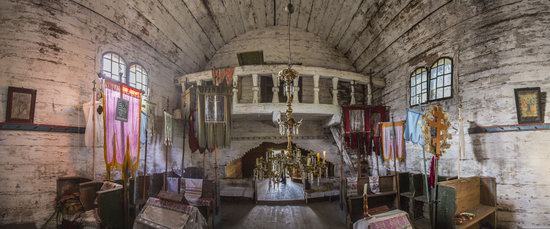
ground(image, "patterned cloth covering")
xmin=134 ymin=197 xmax=207 ymax=229
xmin=353 ymin=209 xmax=412 ymax=229
xmin=190 ymin=197 xmax=214 ymax=207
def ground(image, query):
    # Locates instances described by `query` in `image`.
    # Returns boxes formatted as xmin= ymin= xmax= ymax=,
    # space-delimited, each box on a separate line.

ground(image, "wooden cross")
xmin=427 ymin=106 xmax=448 ymax=158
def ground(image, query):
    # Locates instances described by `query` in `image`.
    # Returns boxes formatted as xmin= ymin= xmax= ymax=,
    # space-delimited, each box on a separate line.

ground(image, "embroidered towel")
xmin=380 ymin=121 xmax=405 ymax=161
xmin=404 ymin=110 xmax=425 ymax=145
xmin=184 ymin=178 xmax=203 ymax=203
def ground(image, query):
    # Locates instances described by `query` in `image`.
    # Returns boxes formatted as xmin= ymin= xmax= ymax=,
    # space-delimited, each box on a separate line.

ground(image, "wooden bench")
xmin=436 ymin=176 xmax=497 ymax=229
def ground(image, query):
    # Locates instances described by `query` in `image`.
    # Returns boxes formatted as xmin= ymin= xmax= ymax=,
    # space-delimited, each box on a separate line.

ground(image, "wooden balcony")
xmin=176 ymin=65 xmax=385 ymax=124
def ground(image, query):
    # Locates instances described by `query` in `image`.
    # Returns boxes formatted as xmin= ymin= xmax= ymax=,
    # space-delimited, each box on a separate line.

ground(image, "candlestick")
xmin=316 ymin=152 xmax=320 ymax=162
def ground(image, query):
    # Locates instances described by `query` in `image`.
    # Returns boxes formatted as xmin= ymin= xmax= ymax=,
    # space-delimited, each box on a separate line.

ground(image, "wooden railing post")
xmin=313 ymin=75 xmax=320 ymax=104
xmin=350 ymin=80 xmax=356 ymax=105
xmin=252 ymin=74 xmax=259 ymax=103
xmin=272 ymin=73 xmax=280 ymax=103
xmin=332 ymin=77 xmax=339 ymax=105
xmin=293 ymin=74 xmax=300 ymax=104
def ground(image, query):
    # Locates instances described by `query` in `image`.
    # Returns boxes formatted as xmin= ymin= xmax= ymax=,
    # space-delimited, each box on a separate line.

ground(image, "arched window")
xmin=410 ymin=67 xmax=428 ymax=106
xmin=101 ymin=52 xmax=127 ymax=82
xmin=128 ymin=64 xmax=149 ymax=97
xmin=429 ymin=57 xmax=452 ymax=100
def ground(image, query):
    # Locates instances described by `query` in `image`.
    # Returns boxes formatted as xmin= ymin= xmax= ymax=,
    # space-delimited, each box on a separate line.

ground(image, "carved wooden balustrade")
xmin=176 ymin=65 xmax=385 ymax=123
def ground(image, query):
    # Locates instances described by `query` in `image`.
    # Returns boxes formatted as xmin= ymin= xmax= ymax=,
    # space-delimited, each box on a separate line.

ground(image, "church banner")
xmin=103 ymin=79 xmax=142 ymax=177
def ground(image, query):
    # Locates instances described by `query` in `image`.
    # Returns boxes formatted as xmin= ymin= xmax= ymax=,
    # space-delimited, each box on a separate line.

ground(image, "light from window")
xmin=410 ymin=68 xmax=428 ymax=106
xmin=129 ymin=64 xmax=148 ymax=96
xmin=101 ymin=52 xmax=126 ymax=82
xmin=429 ymin=58 xmax=452 ymax=100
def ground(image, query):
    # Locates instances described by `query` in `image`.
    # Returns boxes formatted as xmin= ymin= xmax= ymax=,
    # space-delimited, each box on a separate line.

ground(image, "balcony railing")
xmin=176 ymin=65 xmax=385 ymax=121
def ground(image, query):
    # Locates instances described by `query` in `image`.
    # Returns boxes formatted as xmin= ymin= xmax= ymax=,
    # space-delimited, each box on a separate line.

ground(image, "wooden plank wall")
xmin=205 ymin=26 xmax=355 ymax=71
xmin=0 ymin=0 xmax=184 ymax=226
xmin=358 ymin=0 xmax=550 ymax=227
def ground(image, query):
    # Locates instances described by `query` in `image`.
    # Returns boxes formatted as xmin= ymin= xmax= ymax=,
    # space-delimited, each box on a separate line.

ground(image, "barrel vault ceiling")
xmin=77 ymin=0 xmax=393 ymax=76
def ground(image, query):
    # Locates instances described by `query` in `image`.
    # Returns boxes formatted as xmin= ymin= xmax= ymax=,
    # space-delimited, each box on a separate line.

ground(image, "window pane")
xmin=444 ymin=74 xmax=451 ymax=86
xmin=437 ymin=88 xmax=443 ymax=99
xmin=444 ymin=86 xmax=451 ymax=97
xmin=422 ymin=72 xmax=427 ymax=81
xmin=416 ymin=85 xmax=421 ymax=94
xmin=437 ymin=65 xmax=444 ymax=75
xmin=430 ymin=90 xmax=436 ymax=100
xmin=445 ymin=64 xmax=451 ymax=74
xmin=431 ymin=68 xmax=437 ymax=79
xmin=416 ymin=75 xmax=421 ymax=84
xmin=422 ymin=82 xmax=427 ymax=92
xmin=437 ymin=76 xmax=443 ymax=88
xmin=431 ymin=79 xmax=436 ymax=89
xmin=411 ymin=77 xmax=415 ymax=86
xmin=411 ymin=87 xmax=416 ymax=96
xmin=421 ymin=93 xmax=427 ymax=103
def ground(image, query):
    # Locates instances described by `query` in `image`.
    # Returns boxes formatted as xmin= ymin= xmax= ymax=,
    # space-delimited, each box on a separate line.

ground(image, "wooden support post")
xmin=233 ymin=75 xmax=239 ymax=104
xmin=252 ymin=74 xmax=259 ymax=103
xmin=92 ymin=80 xmax=96 ymax=180
xmin=367 ymin=76 xmax=373 ymax=105
xmin=332 ymin=77 xmax=339 ymax=105
xmin=271 ymin=73 xmax=279 ymax=103
xmin=313 ymin=75 xmax=320 ymax=104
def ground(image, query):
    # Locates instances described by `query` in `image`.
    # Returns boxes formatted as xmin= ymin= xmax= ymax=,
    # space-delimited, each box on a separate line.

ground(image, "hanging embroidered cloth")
xmin=196 ymin=85 xmax=232 ymax=152
xmin=164 ymin=111 xmax=173 ymax=145
xmin=103 ymin=80 xmax=141 ymax=176
xmin=83 ymin=100 xmax=104 ymax=147
xmin=380 ymin=121 xmax=405 ymax=161
xmin=188 ymin=110 xmax=201 ymax=153
xmin=211 ymin=67 xmax=234 ymax=86
xmin=404 ymin=110 xmax=425 ymax=145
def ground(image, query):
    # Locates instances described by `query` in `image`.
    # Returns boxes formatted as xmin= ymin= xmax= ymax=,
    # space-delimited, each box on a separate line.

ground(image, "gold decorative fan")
xmin=422 ymin=105 xmax=452 ymax=158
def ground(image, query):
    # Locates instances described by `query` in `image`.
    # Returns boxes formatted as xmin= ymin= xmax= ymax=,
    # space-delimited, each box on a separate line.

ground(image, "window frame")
xmin=409 ymin=57 xmax=454 ymax=107
xmin=409 ymin=67 xmax=429 ymax=107
xmin=428 ymin=57 xmax=453 ymax=102
xmin=101 ymin=52 xmax=127 ymax=83
xmin=127 ymin=63 xmax=149 ymax=97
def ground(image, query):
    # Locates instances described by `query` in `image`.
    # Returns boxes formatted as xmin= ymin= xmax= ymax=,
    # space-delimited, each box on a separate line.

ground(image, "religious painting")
xmin=205 ymin=95 xmax=225 ymax=123
xmin=514 ymin=87 xmax=542 ymax=124
xmin=6 ymin=87 xmax=36 ymax=123
xmin=115 ymin=98 xmax=129 ymax=122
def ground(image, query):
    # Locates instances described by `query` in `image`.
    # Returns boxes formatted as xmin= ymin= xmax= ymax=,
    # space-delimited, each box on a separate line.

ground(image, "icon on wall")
xmin=6 ymin=87 xmax=37 ymax=123
xmin=514 ymin=87 xmax=543 ymax=124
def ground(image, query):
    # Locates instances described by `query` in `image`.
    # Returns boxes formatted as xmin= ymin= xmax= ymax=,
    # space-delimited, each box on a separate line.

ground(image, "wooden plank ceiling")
xmin=79 ymin=0 xmax=390 ymax=76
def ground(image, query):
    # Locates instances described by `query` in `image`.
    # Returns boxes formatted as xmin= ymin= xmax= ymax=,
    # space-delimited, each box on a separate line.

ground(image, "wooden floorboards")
xmin=217 ymin=200 xmax=346 ymax=229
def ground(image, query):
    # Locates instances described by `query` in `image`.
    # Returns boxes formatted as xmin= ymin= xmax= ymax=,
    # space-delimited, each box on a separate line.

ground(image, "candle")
xmin=323 ymin=151 xmax=326 ymax=162
xmin=316 ymin=152 xmax=320 ymax=162
xmin=364 ymin=183 xmax=369 ymax=196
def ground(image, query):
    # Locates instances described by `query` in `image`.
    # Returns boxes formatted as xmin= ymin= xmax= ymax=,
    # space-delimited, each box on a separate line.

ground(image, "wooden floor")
xmin=256 ymin=178 xmax=305 ymax=201
xmin=217 ymin=200 xmax=346 ymax=229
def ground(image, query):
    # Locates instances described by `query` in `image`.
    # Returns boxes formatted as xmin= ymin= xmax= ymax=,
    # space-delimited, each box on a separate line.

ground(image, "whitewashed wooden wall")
xmin=360 ymin=0 xmax=550 ymax=228
xmin=205 ymin=26 xmax=355 ymax=71
xmin=0 ymin=0 xmax=184 ymax=226
xmin=183 ymin=119 xmax=340 ymax=180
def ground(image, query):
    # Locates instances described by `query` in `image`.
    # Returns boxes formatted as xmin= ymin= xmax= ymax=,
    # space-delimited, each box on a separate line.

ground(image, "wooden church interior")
xmin=0 ymin=0 xmax=549 ymax=228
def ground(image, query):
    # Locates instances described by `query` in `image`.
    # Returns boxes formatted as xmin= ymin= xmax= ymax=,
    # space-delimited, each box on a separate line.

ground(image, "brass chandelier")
xmin=253 ymin=1 xmax=328 ymax=184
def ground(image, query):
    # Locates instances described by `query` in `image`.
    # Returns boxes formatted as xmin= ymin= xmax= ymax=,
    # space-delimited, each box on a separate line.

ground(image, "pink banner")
xmin=103 ymin=80 xmax=141 ymax=176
